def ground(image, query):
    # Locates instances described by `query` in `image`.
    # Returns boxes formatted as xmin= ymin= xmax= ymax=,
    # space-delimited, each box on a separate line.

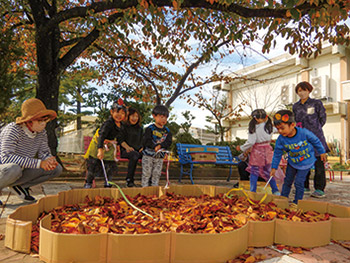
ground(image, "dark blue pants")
xmin=250 ymin=164 xmax=279 ymax=193
xmin=282 ymin=164 xmax=310 ymax=204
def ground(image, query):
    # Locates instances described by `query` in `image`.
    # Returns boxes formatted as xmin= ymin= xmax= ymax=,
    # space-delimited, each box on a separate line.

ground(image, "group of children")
xmin=237 ymin=81 xmax=328 ymax=205
xmin=84 ymin=81 xmax=328 ymax=206
xmin=84 ymin=103 xmax=172 ymax=189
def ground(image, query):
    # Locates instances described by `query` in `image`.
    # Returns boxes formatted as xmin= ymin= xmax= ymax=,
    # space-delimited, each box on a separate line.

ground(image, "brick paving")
xmin=1 ymin=172 xmax=350 ymax=262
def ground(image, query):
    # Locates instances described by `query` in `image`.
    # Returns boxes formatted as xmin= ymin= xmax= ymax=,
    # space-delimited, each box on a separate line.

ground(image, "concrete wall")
xmin=223 ymin=44 xmax=350 ymax=153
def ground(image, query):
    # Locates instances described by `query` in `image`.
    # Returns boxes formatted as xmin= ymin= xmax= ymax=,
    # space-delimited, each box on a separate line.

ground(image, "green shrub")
xmin=170 ymin=132 xmax=202 ymax=156
xmin=332 ymin=162 xmax=350 ymax=170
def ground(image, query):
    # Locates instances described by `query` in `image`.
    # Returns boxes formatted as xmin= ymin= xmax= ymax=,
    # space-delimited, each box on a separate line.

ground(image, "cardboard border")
xmin=40 ymin=215 xmax=108 ymax=263
xmin=328 ymin=204 xmax=350 ymax=240
xmin=170 ymin=224 xmax=248 ymax=263
xmin=248 ymin=220 xmax=275 ymax=247
xmin=274 ymin=219 xmax=331 ymax=248
xmin=298 ymin=200 xmax=329 ymax=214
xmin=5 ymin=185 xmax=350 ymax=263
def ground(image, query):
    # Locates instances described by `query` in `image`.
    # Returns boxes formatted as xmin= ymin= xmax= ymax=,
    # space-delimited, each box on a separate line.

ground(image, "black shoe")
xmin=84 ymin=183 xmax=92 ymax=189
xmin=127 ymin=182 xmax=136 ymax=187
xmin=233 ymin=182 xmax=239 ymax=188
xmin=104 ymin=184 xmax=112 ymax=188
xmin=10 ymin=186 xmax=36 ymax=202
xmin=0 ymin=200 xmax=3 ymax=206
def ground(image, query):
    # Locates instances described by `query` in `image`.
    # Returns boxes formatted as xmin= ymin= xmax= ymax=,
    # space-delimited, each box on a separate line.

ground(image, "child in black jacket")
xmin=84 ymin=103 xmax=126 ymax=188
xmin=119 ymin=108 xmax=143 ymax=187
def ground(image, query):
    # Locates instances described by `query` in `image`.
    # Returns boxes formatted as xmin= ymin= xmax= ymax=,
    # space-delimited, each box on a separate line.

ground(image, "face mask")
xmin=31 ymin=121 xmax=47 ymax=132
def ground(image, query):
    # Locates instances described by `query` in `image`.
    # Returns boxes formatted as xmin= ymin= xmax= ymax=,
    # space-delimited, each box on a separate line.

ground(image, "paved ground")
xmin=1 ymin=173 xmax=350 ymax=262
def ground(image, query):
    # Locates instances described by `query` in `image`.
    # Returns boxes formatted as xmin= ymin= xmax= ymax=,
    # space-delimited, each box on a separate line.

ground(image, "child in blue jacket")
xmin=270 ymin=110 xmax=326 ymax=205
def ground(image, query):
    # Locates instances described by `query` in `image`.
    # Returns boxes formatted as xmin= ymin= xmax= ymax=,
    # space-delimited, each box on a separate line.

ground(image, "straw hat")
xmin=16 ymin=98 xmax=57 ymax=124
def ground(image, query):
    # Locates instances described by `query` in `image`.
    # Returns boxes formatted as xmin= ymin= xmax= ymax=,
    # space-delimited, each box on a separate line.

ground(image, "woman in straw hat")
xmin=0 ymin=98 xmax=62 ymax=204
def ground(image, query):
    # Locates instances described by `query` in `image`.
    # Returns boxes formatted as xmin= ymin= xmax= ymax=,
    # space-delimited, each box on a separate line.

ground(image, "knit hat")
xmin=16 ymin=98 xmax=57 ymax=124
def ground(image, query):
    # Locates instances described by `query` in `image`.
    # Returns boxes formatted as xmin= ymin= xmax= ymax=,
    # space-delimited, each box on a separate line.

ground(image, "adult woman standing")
xmin=292 ymin=81 xmax=329 ymax=198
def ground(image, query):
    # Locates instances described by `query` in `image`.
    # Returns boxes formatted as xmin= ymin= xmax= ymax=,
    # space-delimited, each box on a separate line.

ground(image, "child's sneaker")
xmin=104 ymin=183 xmax=112 ymax=188
xmin=311 ymin=189 xmax=326 ymax=198
xmin=273 ymin=191 xmax=281 ymax=196
xmin=0 ymin=200 xmax=3 ymax=206
xmin=304 ymin=188 xmax=311 ymax=194
xmin=84 ymin=183 xmax=92 ymax=189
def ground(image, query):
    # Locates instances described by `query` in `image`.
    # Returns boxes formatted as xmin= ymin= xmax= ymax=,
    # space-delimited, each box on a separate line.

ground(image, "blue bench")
xmin=176 ymin=143 xmax=240 ymax=184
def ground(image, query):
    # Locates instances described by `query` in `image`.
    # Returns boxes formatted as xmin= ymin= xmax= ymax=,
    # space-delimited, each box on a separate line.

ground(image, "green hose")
xmin=108 ymin=181 xmax=154 ymax=220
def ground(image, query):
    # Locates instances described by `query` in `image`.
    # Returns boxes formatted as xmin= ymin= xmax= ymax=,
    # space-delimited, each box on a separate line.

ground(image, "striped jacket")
xmin=0 ymin=122 xmax=51 ymax=169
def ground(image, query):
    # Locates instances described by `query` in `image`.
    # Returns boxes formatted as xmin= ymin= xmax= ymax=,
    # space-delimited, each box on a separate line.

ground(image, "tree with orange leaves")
xmin=1 ymin=0 xmax=349 ymax=154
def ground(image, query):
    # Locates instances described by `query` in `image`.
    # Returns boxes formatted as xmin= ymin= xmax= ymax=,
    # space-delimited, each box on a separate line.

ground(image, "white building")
xmin=215 ymin=43 xmax=350 ymax=162
xmin=188 ymin=127 xmax=218 ymax=145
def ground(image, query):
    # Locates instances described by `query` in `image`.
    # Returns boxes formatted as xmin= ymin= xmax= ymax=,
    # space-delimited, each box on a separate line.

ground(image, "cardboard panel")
xmin=214 ymin=186 xmax=230 ymax=196
xmin=328 ymin=204 xmax=350 ymax=218
xmin=298 ymin=200 xmax=328 ymax=213
xmin=248 ymin=220 xmax=275 ymax=247
xmin=37 ymin=194 xmax=59 ymax=215
xmin=5 ymin=202 xmax=38 ymax=253
xmin=57 ymin=190 xmax=69 ymax=206
xmin=330 ymin=217 xmax=350 ymax=241
xmin=107 ymin=232 xmax=171 ymax=263
xmin=6 ymin=202 xmax=38 ymax=222
xmin=170 ymin=224 xmax=248 ymax=263
xmin=98 ymin=188 xmax=119 ymax=199
xmin=244 ymin=191 xmax=273 ymax=204
xmin=275 ymin=219 xmax=331 ymax=248
xmin=163 ymin=185 xmax=216 ymax=197
xmin=5 ymin=217 xmax=32 ymax=253
xmin=39 ymin=215 xmax=108 ymax=263
xmin=121 ymin=186 xmax=159 ymax=198
xmin=238 ymin=181 xmax=272 ymax=194
xmin=328 ymin=204 xmax=350 ymax=241
xmin=272 ymin=196 xmax=289 ymax=209
xmin=223 ymin=189 xmax=246 ymax=199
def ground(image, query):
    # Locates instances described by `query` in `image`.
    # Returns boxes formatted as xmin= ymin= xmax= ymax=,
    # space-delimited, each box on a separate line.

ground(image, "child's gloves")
xmin=97 ymin=148 xmax=104 ymax=160
xmin=270 ymin=168 xmax=276 ymax=177
xmin=320 ymin=153 xmax=327 ymax=163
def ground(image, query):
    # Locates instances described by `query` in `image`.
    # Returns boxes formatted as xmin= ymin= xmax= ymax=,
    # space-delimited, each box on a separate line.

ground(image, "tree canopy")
xmin=1 ymin=0 xmax=349 ymax=152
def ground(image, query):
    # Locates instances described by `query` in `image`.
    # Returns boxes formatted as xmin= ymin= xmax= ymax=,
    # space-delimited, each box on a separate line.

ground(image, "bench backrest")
xmin=176 ymin=143 xmax=234 ymax=163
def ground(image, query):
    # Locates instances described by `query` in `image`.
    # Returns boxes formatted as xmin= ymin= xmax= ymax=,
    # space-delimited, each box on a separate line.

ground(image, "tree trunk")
xmin=77 ymin=87 xmax=82 ymax=130
xmin=35 ymin=19 xmax=61 ymax=156
xmin=219 ymin=125 xmax=225 ymax=142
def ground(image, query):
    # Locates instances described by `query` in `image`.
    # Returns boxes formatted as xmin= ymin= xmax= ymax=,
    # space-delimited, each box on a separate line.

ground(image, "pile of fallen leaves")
xmin=46 ymin=193 xmax=281 ymax=234
xmin=30 ymin=192 xmax=334 ymax=254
